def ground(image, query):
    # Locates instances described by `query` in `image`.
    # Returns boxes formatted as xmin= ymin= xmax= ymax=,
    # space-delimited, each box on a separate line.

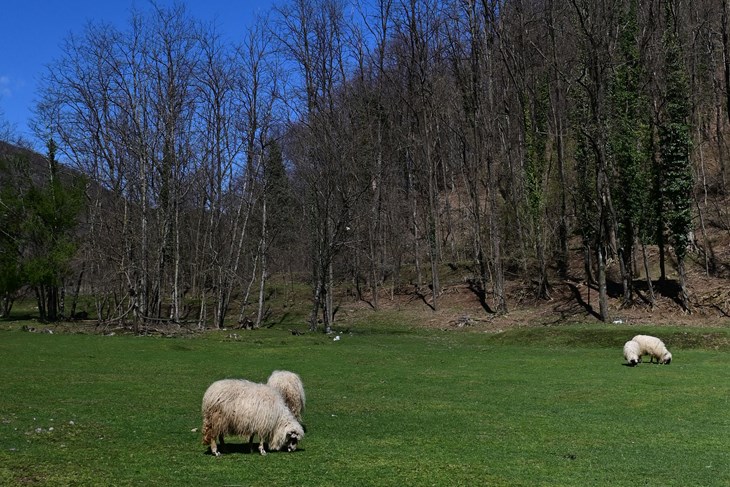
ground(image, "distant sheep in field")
xmin=201 ymin=379 xmax=304 ymax=456
xmin=623 ymin=340 xmax=641 ymax=366
xmin=267 ymin=370 xmax=306 ymax=422
xmin=632 ymin=334 xmax=672 ymax=364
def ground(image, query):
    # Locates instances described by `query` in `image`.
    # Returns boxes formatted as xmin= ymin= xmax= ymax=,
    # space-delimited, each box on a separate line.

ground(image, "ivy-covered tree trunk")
xmin=659 ymin=8 xmax=693 ymax=312
xmin=608 ymin=0 xmax=650 ymax=307
xmin=570 ymin=0 xmax=621 ymax=322
xmin=523 ymin=86 xmax=551 ymax=300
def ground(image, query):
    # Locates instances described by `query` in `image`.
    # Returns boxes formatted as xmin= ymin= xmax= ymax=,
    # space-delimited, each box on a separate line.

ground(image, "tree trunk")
xmin=238 ymin=253 xmax=259 ymax=327
xmin=548 ymin=0 xmax=569 ymax=279
xmin=369 ymin=122 xmax=383 ymax=310
xmin=70 ymin=265 xmax=85 ymax=318
xmin=488 ymin=154 xmax=507 ymax=314
xmin=138 ymin=154 xmax=149 ymax=330
xmin=426 ymin=114 xmax=440 ymax=311
xmin=722 ymin=0 xmax=730 ymax=126
xmin=408 ymin=152 xmax=422 ymax=291
xmin=326 ymin=260 xmax=334 ymax=332
xmin=597 ymin=244 xmax=609 ymax=322
xmin=215 ymin=278 xmax=228 ymax=329
xmin=35 ymin=286 xmax=47 ymax=321
xmin=256 ymin=196 xmax=268 ymax=329
xmin=172 ymin=195 xmax=181 ymax=322
xmin=641 ymin=240 xmax=655 ymax=307
xmin=619 ymin=245 xmax=632 ymax=307
xmin=677 ymin=257 xmax=690 ymax=313
xmin=1 ymin=295 xmax=13 ymax=318
xmin=536 ymin=228 xmax=550 ymax=300
xmin=198 ymin=289 xmax=207 ymax=330
xmin=308 ymin=277 xmax=322 ymax=332
xmin=715 ymin=84 xmax=728 ymax=193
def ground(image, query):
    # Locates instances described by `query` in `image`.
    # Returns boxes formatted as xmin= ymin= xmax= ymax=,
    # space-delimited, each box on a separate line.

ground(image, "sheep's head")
xmin=629 ymin=359 xmax=637 ymax=366
xmin=285 ymin=430 xmax=302 ymax=452
xmin=271 ymin=419 xmax=304 ymax=452
xmin=662 ymin=351 xmax=672 ymax=365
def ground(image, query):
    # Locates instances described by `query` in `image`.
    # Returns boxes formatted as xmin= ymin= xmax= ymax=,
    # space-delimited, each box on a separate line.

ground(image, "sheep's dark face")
xmin=629 ymin=359 xmax=637 ymax=366
xmin=662 ymin=354 xmax=672 ymax=365
xmin=285 ymin=431 xmax=301 ymax=452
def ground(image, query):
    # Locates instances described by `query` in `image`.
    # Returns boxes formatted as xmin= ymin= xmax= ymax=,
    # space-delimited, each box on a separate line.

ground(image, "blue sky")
xmin=0 ymin=0 xmax=275 ymax=147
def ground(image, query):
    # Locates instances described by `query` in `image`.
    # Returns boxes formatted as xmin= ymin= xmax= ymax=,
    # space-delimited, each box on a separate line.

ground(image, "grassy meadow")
xmin=1 ymin=321 xmax=729 ymax=486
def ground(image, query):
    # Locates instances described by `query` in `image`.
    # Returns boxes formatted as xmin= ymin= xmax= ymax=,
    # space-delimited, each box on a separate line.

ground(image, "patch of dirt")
xmin=335 ymin=239 xmax=730 ymax=332
xmin=338 ymin=278 xmax=729 ymax=332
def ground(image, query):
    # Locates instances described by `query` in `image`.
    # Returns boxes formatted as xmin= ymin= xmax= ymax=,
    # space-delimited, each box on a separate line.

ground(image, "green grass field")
xmin=1 ymin=323 xmax=729 ymax=486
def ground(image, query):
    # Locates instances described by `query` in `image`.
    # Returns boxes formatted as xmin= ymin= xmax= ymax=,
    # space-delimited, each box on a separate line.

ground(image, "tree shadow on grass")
xmin=633 ymin=278 xmax=685 ymax=309
xmin=414 ymin=288 xmax=436 ymax=311
xmin=561 ymin=276 xmax=688 ymax=316
xmin=562 ymin=282 xmax=601 ymax=321
xmin=465 ymin=279 xmax=494 ymax=314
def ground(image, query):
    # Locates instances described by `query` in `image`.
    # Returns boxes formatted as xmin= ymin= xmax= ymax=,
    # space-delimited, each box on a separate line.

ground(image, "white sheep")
xmin=201 ymin=379 xmax=304 ymax=456
xmin=623 ymin=340 xmax=641 ymax=366
xmin=267 ymin=370 xmax=306 ymax=422
xmin=632 ymin=334 xmax=672 ymax=364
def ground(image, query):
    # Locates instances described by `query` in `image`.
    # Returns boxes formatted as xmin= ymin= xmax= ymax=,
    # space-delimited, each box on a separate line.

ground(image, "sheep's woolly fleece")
xmin=201 ymin=379 xmax=304 ymax=456
xmin=632 ymin=334 xmax=672 ymax=364
xmin=623 ymin=340 xmax=641 ymax=366
xmin=267 ymin=370 xmax=306 ymax=421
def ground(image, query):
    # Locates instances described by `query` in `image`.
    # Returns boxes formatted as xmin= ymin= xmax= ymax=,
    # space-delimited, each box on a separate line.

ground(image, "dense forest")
xmin=1 ymin=0 xmax=728 ymax=330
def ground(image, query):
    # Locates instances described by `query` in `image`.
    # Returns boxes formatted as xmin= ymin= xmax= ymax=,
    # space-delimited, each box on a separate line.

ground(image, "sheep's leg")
xmin=209 ymin=438 xmax=221 ymax=457
xmin=248 ymin=434 xmax=255 ymax=453
xmin=258 ymin=440 xmax=267 ymax=456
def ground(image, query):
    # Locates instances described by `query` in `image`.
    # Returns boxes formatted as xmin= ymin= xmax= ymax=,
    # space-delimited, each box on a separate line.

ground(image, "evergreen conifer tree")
xmin=22 ymin=139 xmax=86 ymax=320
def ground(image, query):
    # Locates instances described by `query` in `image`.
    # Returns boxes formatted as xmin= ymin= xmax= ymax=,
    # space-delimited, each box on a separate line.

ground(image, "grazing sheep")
xmin=632 ymin=334 xmax=672 ymax=364
xmin=623 ymin=340 xmax=641 ymax=366
xmin=267 ymin=370 xmax=306 ymax=421
xmin=201 ymin=379 xmax=304 ymax=456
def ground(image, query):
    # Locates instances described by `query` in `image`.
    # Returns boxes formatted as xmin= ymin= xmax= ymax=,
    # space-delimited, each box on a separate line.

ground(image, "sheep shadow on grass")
xmin=204 ymin=442 xmax=256 ymax=455
xmin=621 ymin=361 xmax=664 ymax=367
xmin=204 ymin=442 xmax=305 ymax=456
